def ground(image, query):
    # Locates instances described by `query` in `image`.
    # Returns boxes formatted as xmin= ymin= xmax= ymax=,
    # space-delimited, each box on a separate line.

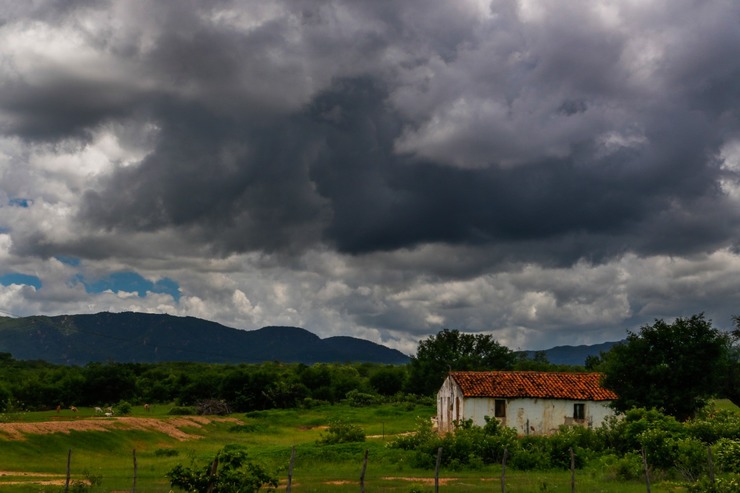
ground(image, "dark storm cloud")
xmin=4 ymin=0 xmax=740 ymax=269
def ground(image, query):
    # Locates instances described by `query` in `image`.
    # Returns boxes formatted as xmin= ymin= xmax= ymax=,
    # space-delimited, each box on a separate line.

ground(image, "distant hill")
xmin=524 ymin=341 xmax=622 ymax=366
xmin=0 ymin=312 xmax=410 ymax=365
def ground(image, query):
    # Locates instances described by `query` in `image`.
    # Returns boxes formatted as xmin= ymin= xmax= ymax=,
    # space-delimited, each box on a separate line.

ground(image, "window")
xmin=494 ymin=399 xmax=506 ymax=418
xmin=574 ymin=403 xmax=585 ymax=421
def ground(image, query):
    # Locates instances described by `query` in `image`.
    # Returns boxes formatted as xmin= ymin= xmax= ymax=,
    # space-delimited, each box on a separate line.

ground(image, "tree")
xmin=601 ymin=314 xmax=733 ymax=420
xmin=722 ymin=316 xmax=740 ymax=406
xmin=406 ymin=329 xmax=516 ymax=396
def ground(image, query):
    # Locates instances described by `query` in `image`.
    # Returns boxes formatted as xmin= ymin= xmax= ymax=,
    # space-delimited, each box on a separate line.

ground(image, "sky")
xmin=1 ymin=0 xmax=739 ymax=356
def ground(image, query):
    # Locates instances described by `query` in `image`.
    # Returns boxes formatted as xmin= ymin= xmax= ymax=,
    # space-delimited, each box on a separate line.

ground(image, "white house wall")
xmin=437 ymin=376 xmax=466 ymax=433
xmin=464 ymin=397 xmax=614 ymax=435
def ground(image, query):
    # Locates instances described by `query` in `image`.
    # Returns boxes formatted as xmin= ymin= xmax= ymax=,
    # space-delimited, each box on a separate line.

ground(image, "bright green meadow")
xmin=0 ymin=401 xmax=722 ymax=492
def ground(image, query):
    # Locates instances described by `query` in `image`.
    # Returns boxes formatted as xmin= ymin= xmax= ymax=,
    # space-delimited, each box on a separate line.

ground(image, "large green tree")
xmin=406 ymin=329 xmax=516 ymax=396
xmin=601 ymin=314 xmax=734 ymax=420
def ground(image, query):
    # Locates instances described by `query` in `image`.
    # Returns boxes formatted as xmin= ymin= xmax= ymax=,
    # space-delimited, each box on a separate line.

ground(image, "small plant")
xmin=154 ymin=448 xmax=179 ymax=457
xmin=317 ymin=419 xmax=366 ymax=444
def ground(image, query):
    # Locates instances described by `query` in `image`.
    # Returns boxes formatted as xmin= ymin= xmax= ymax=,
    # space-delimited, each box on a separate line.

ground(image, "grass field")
xmin=0 ymin=401 xmax=727 ymax=492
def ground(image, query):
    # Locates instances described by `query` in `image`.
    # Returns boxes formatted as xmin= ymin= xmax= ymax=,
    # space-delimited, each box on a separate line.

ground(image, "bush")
xmin=670 ymin=436 xmax=708 ymax=482
xmin=714 ymin=439 xmax=740 ymax=473
xmin=689 ymin=474 xmax=740 ymax=493
xmin=509 ymin=437 xmax=551 ymax=471
xmin=345 ymin=390 xmax=378 ymax=407
xmin=688 ymin=406 xmax=740 ymax=443
xmin=612 ymin=452 xmax=645 ymax=481
xmin=167 ymin=444 xmax=277 ymax=493
xmin=318 ymin=420 xmax=366 ymax=444
xmin=115 ymin=401 xmax=132 ymax=415
xmin=154 ymin=448 xmax=179 ymax=457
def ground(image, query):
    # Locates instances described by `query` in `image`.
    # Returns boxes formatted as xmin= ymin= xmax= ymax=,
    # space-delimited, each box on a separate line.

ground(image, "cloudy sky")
xmin=1 ymin=0 xmax=739 ymax=355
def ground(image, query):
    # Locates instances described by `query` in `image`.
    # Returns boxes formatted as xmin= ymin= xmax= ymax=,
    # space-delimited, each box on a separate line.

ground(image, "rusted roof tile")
xmin=448 ymin=371 xmax=617 ymax=401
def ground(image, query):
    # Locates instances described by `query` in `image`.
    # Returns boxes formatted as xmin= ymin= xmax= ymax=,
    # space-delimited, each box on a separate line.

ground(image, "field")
xmin=1 ymin=401 xmax=733 ymax=492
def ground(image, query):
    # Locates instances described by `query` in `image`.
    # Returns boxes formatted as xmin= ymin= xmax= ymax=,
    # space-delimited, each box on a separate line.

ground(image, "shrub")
xmin=115 ymin=401 xmax=132 ymax=415
xmin=714 ymin=438 xmax=740 ymax=473
xmin=612 ymin=452 xmax=645 ymax=481
xmin=345 ymin=390 xmax=378 ymax=407
xmin=509 ymin=437 xmax=551 ymax=471
xmin=689 ymin=474 xmax=740 ymax=493
xmin=167 ymin=444 xmax=277 ymax=493
xmin=318 ymin=420 xmax=366 ymax=444
xmin=154 ymin=448 xmax=179 ymax=457
xmin=670 ymin=436 xmax=708 ymax=482
xmin=688 ymin=406 xmax=740 ymax=443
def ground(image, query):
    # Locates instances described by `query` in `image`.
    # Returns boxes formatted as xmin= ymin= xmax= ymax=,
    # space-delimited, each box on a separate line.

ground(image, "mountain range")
xmin=0 ymin=312 xmax=409 ymax=365
xmin=0 ymin=312 xmax=618 ymax=366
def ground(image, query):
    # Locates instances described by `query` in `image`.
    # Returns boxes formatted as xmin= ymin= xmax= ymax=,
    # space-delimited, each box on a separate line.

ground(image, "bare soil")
xmin=0 ymin=415 xmax=239 ymax=441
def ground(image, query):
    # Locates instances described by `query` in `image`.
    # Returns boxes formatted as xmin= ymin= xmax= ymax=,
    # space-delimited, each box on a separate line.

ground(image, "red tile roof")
xmin=448 ymin=371 xmax=617 ymax=401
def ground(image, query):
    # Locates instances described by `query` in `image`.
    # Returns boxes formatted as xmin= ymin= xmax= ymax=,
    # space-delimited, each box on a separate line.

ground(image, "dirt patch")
xmin=0 ymin=471 xmax=68 ymax=486
xmin=0 ymin=415 xmax=240 ymax=441
xmin=382 ymin=476 xmax=459 ymax=485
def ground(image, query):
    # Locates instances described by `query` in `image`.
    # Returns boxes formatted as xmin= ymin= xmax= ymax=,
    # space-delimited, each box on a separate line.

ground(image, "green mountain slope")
xmin=0 ymin=312 xmax=410 ymax=365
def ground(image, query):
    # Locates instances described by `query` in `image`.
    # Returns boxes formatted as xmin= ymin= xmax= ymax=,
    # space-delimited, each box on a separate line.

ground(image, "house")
xmin=436 ymin=371 xmax=618 ymax=435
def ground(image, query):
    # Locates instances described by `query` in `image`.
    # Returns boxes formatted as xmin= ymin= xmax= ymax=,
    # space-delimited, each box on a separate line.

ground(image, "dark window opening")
xmin=574 ymin=403 xmax=585 ymax=421
xmin=494 ymin=399 xmax=506 ymax=418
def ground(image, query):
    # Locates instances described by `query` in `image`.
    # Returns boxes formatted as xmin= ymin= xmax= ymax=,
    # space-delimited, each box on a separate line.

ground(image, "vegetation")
xmin=166 ymin=444 xmax=278 ymax=493
xmin=597 ymin=314 xmax=736 ymax=419
xmin=406 ymin=328 xmax=518 ymax=395
xmin=0 ymin=313 xmax=738 ymax=492
xmin=0 ymin=400 xmax=736 ymax=492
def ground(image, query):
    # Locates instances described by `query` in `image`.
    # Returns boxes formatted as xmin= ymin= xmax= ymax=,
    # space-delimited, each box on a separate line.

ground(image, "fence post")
xmin=360 ymin=449 xmax=368 ymax=493
xmin=205 ymin=454 xmax=219 ymax=493
xmin=131 ymin=448 xmax=137 ymax=493
xmin=434 ymin=447 xmax=442 ymax=493
xmin=501 ymin=447 xmax=507 ymax=493
xmin=570 ymin=447 xmax=575 ymax=493
xmin=64 ymin=449 xmax=71 ymax=493
xmin=286 ymin=446 xmax=295 ymax=493
xmin=641 ymin=447 xmax=651 ymax=493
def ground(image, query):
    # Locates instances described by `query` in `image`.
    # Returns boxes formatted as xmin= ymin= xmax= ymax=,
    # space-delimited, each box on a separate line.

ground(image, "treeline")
xmin=0 ymin=350 xmax=578 ymax=413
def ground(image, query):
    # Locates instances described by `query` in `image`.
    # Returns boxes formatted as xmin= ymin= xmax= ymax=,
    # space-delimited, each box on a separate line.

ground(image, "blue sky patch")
xmin=8 ymin=198 xmax=32 ymax=208
xmin=0 ymin=273 xmax=42 ymax=289
xmin=83 ymin=271 xmax=181 ymax=302
xmin=55 ymin=256 xmax=81 ymax=266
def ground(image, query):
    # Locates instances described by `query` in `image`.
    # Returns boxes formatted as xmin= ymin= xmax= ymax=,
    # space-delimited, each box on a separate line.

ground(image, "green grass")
xmin=713 ymin=398 xmax=740 ymax=413
xmin=1 ymin=400 xmax=732 ymax=492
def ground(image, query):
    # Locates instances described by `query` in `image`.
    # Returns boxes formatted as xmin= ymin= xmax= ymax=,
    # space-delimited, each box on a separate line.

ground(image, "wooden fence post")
xmin=205 ymin=454 xmax=219 ymax=493
xmin=131 ymin=448 xmax=137 ymax=493
xmin=570 ymin=447 xmax=575 ymax=493
xmin=286 ymin=446 xmax=295 ymax=493
xmin=64 ymin=449 xmax=71 ymax=493
xmin=641 ymin=447 xmax=651 ymax=493
xmin=434 ymin=447 xmax=442 ymax=493
xmin=501 ymin=447 xmax=507 ymax=493
xmin=360 ymin=449 xmax=368 ymax=493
